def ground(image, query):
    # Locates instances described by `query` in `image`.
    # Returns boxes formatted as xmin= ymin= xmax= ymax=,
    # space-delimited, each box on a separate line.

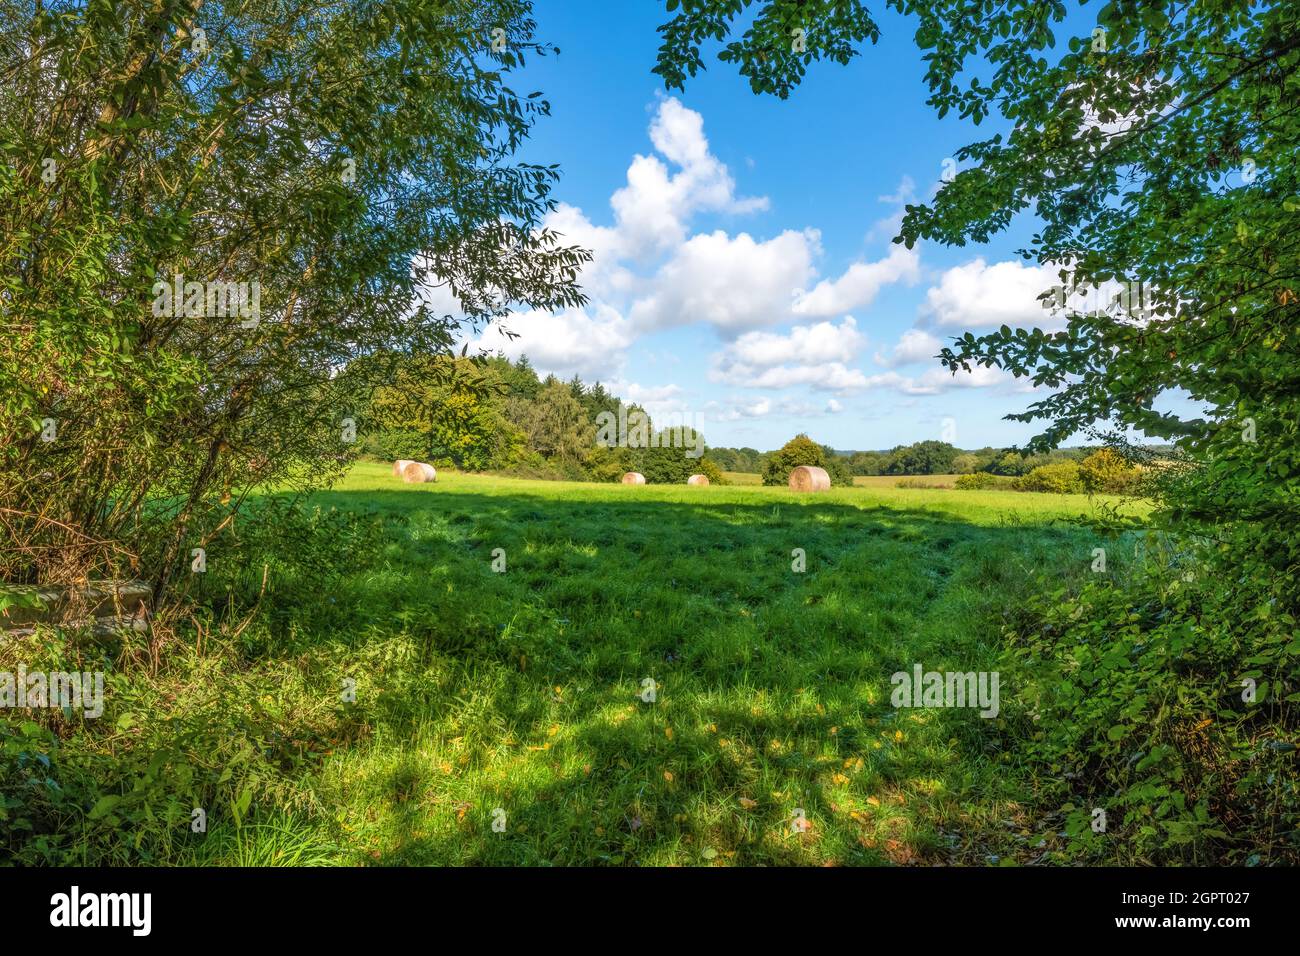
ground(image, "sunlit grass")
xmin=8 ymin=461 xmax=1148 ymax=865
xmin=211 ymin=461 xmax=1146 ymax=865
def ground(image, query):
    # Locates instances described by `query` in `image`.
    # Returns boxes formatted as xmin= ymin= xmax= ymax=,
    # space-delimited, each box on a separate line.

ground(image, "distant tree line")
xmin=347 ymin=352 xmax=727 ymax=484
xmin=839 ymin=441 xmax=1170 ymax=479
xmin=352 ymin=356 xmax=1164 ymax=490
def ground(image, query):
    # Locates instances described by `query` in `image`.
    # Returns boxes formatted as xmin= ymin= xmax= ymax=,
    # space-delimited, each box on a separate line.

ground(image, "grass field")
xmin=167 ymin=463 xmax=1142 ymax=865
xmin=10 ymin=462 xmax=1149 ymax=865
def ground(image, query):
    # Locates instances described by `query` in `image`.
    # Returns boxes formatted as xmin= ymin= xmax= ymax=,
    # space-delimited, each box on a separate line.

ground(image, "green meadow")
xmin=13 ymin=462 xmax=1142 ymax=867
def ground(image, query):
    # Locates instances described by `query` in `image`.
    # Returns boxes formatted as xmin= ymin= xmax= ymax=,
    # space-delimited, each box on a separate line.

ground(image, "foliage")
xmin=885 ymin=441 xmax=959 ymax=476
xmin=889 ymin=0 xmax=1300 ymax=536
xmin=695 ymin=458 xmax=728 ymax=486
xmin=654 ymin=0 xmax=880 ymax=99
xmin=954 ymin=472 xmax=1014 ymax=491
xmin=0 ymin=0 xmax=587 ymax=598
xmin=1001 ymin=533 xmax=1300 ymax=863
xmin=508 ymin=377 xmax=593 ymax=473
xmin=363 ymin=355 xmax=524 ymax=471
xmin=707 ymin=446 xmax=767 ymax=473
xmin=846 ymin=450 xmax=890 ymax=476
xmin=634 ymin=429 xmax=706 ymax=484
xmin=1078 ymin=448 xmax=1143 ymax=495
xmin=1013 ymin=461 xmax=1085 ymax=495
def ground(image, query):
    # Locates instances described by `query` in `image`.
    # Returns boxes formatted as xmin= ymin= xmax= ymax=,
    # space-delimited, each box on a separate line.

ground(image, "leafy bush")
xmin=954 ymin=472 xmax=1014 ymax=490
xmin=1013 ymin=461 xmax=1084 ymax=494
xmin=696 ymin=458 xmax=727 ymax=485
xmin=1079 ymin=448 xmax=1143 ymax=494
xmin=364 ymin=428 xmax=432 ymax=463
xmin=1000 ymin=534 xmax=1300 ymax=863
xmin=951 ymin=473 xmax=1008 ymax=489
xmin=894 ymin=478 xmax=949 ymax=489
xmin=0 ymin=499 xmax=391 ymax=864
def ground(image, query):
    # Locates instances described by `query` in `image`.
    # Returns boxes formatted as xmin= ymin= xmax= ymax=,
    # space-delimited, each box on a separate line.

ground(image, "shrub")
xmin=696 ymin=458 xmax=727 ymax=486
xmin=954 ymin=472 xmax=1013 ymax=490
xmin=1079 ymin=448 xmax=1143 ymax=494
xmin=1000 ymin=533 xmax=1300 ymax=863
xmin=1013 ymin=461 xmax=1084 ymax=494
xmin=894 ymin=478 xmax=949 ymax=489
xmin=365 ymin=429 xmax=432 ymax=463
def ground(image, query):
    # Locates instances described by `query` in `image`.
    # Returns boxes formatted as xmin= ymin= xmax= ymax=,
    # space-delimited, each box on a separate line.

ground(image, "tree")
xmin=885 ymin=441 xmax=959 ymax=475
xmin=510 ymin=378 xmax=593 ymax=469
xmin=819 ymin=444 xmax=854 ymax=486
xmin=364 ymin=354 xmax=522 ymax=471
xmin=1 ymin=0 xmax=587 ymax=596
xmin=635 ymin=427 xmax=708 ymax=484
xmin=763 ymin=434 xmax=847 ymax=486
xmin=847 ymin=450 xmax=889 ymax=476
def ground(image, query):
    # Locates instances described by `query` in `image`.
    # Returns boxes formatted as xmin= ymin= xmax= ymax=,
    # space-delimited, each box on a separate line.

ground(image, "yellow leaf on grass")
xmin=664 ymin=727 xmax=674 ymax=740
xmin=739 ymin=797 xmax=758 ymax=809
xmin=663 ymin=771 xmax=674 ymax=782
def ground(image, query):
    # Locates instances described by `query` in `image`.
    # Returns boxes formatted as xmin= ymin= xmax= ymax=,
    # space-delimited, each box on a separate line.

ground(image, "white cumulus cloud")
xmin=922 ymin=258 xmax=1063 ymax=330
xmin=793 ymin=243 xmax=920 ymax=318
xmin=629 ymin=229 xmax=820 ymax=334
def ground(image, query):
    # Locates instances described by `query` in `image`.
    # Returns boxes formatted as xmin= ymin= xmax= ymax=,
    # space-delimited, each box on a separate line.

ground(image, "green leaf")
xmin=88 ymin=795 xmax=121 ymax=820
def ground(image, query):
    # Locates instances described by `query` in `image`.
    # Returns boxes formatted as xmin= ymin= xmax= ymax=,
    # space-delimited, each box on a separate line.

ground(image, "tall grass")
xmin=1 ymin=464 xmax=1147 ymax=865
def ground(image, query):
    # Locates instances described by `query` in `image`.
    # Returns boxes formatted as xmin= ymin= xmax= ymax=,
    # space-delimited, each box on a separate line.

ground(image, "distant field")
xmin=169 ymin=461 xmax=1141 ymax=865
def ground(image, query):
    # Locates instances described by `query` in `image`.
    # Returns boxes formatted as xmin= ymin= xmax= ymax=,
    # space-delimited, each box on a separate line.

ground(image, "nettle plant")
xmin=0 ymin=0 xmax=587 ymax=597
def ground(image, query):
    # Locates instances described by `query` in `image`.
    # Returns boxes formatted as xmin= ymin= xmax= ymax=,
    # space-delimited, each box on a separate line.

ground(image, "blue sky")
xmin=455 ymin=2 xmax=1111 ymax=452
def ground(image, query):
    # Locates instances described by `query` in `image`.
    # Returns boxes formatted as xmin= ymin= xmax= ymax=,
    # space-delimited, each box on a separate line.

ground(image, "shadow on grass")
xmin=198 ymin=486 xmax=1127 ymax=866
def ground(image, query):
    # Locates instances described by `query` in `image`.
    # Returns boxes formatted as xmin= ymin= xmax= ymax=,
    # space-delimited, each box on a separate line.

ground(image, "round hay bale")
xmin=788 ymin=465 xmax=831 ymax=492
xmin=686 ymin=474 xmax=709 ymax=486
xmin=620 ymin=472 xmax=646 ymax=485
xmin=401 ymin=461 xmax=437 ymax=484
xmin=392 ymin=459 xmax=415 ymax=478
